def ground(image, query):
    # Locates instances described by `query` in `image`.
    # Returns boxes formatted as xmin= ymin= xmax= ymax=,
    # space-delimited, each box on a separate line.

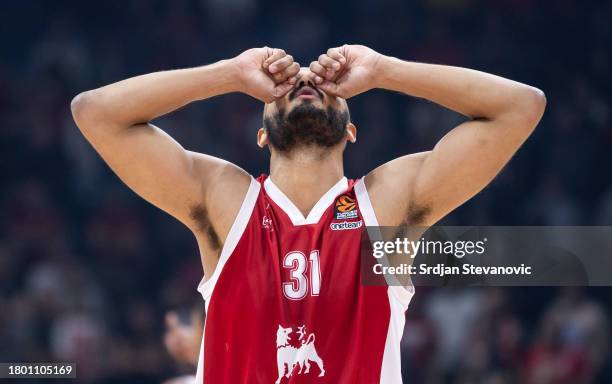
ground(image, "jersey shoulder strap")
xmin=197 ymin=176 xmax=261 ymax=304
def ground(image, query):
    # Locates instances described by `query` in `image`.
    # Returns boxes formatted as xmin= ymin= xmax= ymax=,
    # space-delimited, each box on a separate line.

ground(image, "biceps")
xmin=85 ymin=123 xmax=202 ymax=222
xmin=414 ymin=119 xmax=530 ymax=222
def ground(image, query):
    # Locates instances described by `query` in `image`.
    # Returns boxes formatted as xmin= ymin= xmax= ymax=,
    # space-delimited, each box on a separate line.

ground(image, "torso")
xmin=195 ymin=174 xmax=414 ymax=384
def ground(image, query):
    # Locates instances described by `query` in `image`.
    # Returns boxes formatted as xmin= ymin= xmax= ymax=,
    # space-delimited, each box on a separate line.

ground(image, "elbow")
xmin=70 ymin=90 xmax=103 ymax=129
xmin=499 ymin=85 xmax=546 ymax=136
xmin=528 ymin=86 xmax=547 ymax=118
xmin=519 ymin=86 xmax=547 ymax=129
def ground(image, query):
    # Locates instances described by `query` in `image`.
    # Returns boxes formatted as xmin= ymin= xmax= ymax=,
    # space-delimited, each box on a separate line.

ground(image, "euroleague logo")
xmin=331 ymin=194 xmax=362 ymax=230
xmin=334 ymin=195 xmax=359 ymax=220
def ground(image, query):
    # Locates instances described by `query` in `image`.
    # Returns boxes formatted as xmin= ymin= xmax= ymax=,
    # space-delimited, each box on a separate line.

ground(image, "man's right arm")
xmin=71 ymin=48 xmax=299 ymax=236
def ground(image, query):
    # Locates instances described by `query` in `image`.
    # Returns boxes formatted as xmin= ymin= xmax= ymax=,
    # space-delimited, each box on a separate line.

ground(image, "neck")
xmin=269 ymin=146 xmax=344 ymax=216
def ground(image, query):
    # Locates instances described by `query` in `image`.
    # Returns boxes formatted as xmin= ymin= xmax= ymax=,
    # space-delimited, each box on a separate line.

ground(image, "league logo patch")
xmin=334 ymin=195 xmax=359 ymax=220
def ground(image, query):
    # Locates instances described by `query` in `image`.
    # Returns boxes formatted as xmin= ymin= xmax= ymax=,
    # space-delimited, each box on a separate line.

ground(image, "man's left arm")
xmin=311 ymin=45 xmax=546 ymax=226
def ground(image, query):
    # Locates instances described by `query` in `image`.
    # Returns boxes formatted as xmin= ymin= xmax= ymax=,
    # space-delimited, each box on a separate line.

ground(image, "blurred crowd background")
xmin=1 ymin=0 xmax=611 ymax=383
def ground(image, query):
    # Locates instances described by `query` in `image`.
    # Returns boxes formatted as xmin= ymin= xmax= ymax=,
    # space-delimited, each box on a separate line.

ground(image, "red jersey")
xmin=195 ymin=175 xmax=414 ymax=384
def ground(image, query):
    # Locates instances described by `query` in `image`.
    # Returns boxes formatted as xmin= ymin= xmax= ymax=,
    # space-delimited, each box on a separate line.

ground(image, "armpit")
xmin=404 ymin=202 xmax=432 ymax=225
xmin=189 ymin=204 xmax=222 ymax=250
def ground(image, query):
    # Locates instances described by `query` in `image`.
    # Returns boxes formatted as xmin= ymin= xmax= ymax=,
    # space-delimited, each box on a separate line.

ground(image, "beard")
xmin=263 ymin=102 xmax=349 ymax=153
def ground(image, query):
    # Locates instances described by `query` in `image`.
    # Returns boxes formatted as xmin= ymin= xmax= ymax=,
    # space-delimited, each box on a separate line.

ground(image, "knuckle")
xmin=272 ymin=89 xmax=284 ymax=99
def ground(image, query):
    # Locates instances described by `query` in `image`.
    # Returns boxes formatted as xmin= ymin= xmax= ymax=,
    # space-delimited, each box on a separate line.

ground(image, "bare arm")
xmin=71 ymin=48 xmax=299 ymax=236
xmin=311 ymin=45 xmax=546 ymax=225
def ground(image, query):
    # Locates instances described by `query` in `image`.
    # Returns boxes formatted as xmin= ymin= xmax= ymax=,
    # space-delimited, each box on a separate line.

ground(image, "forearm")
xmin=72 ymin=59 xmax=240 ymax=128
xmin=376 ymin=56 xmax=545 ymax=121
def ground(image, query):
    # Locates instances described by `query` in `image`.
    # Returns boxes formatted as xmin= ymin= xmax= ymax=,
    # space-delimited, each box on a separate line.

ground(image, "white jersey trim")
xmin=197 ymin=176 xmax=261 ymax=309
xmin=379 ymin=288 xmax=408 ymax=384
xmin=354 ymin=177 xmax=415 ymax=306
xmin=194 ymin=329 xmax=205 ymax=384
xmin=264 ymin=176 xmax=348 ymax=226
xmin=354 ymin=177 xmax=414 ymax=384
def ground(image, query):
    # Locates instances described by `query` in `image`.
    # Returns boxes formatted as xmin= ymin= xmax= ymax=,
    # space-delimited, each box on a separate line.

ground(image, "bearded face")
xmin=263 ymin=102 xmax=349 ymax=152
xmin=261 ymin=67 xmax=352 ymax=154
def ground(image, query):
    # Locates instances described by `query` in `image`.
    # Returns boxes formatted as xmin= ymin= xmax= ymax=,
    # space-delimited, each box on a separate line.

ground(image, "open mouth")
xmin=290 ymin=85 xmax=323 ymax=101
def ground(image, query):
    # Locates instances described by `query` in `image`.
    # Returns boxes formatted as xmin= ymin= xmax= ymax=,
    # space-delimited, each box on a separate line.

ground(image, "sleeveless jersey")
xmin=195 ymin=175 xmax=414 ymax=384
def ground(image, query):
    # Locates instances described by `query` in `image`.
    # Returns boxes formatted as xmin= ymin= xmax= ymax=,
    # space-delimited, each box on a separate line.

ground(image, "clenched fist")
xmin=232 ymin=47 xmax=300 ymax=103
xmin=309 ymin=45 xmax=384 ymax=99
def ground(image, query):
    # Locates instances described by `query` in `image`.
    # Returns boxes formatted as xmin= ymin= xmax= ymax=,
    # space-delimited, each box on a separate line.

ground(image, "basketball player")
xmin=71 ymin=45 xmax=545 ymax=383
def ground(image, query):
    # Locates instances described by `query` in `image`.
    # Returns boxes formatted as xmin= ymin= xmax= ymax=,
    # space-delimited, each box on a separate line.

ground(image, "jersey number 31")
xmin=282 ymin=250 xmax=321 ymax=300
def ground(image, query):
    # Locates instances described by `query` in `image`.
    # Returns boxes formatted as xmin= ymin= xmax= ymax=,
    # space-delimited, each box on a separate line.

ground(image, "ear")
xmin=257 ymin=127 xmax=269 ymax=148
xmin=345 ymin=122 xmax=357 ymax=143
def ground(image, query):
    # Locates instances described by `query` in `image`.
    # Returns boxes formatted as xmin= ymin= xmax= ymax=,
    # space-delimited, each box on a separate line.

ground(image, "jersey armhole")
xmin=354 ymin=177 xmax=415 ymax=309
xmin=197 ymin=176 xmax=261 ymax=308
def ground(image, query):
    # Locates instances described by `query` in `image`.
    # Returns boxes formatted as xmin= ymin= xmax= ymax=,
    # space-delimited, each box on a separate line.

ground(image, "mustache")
xmin=288 ymin=84 xmax=324 ymax=101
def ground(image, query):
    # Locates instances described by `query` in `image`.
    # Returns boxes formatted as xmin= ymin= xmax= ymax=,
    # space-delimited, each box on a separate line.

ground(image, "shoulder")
xmin=188 ymin=152 xmax=253 ymax=245
xmin=364 ymin=151 xmax=431 ymax=226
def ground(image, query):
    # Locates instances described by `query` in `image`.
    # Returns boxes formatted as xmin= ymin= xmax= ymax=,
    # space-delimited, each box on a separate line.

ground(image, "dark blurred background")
xmin=0 ymin=0 xmax=611 ymax=383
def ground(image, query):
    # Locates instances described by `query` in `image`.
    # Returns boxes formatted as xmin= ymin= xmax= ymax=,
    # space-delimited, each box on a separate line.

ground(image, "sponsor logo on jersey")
xmin=275 ymin=325 xmax=325 ymax=383
xmin=334 ymin=194 xmax=359 ymax=220
xmin=330 ymin=220 xmax=363 ymax=231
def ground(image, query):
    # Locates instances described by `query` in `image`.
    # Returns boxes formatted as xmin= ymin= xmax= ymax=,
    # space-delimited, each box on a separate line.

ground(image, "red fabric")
xmin=203 ymin=175 xmax=392 ymax=383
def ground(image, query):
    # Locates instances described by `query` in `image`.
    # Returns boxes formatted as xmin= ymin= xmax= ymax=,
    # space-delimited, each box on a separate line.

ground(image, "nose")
xmin=297 ymin=78 xmax=316 ymax=89
xmin=296 ymin=68 xmax=317 ymax=89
